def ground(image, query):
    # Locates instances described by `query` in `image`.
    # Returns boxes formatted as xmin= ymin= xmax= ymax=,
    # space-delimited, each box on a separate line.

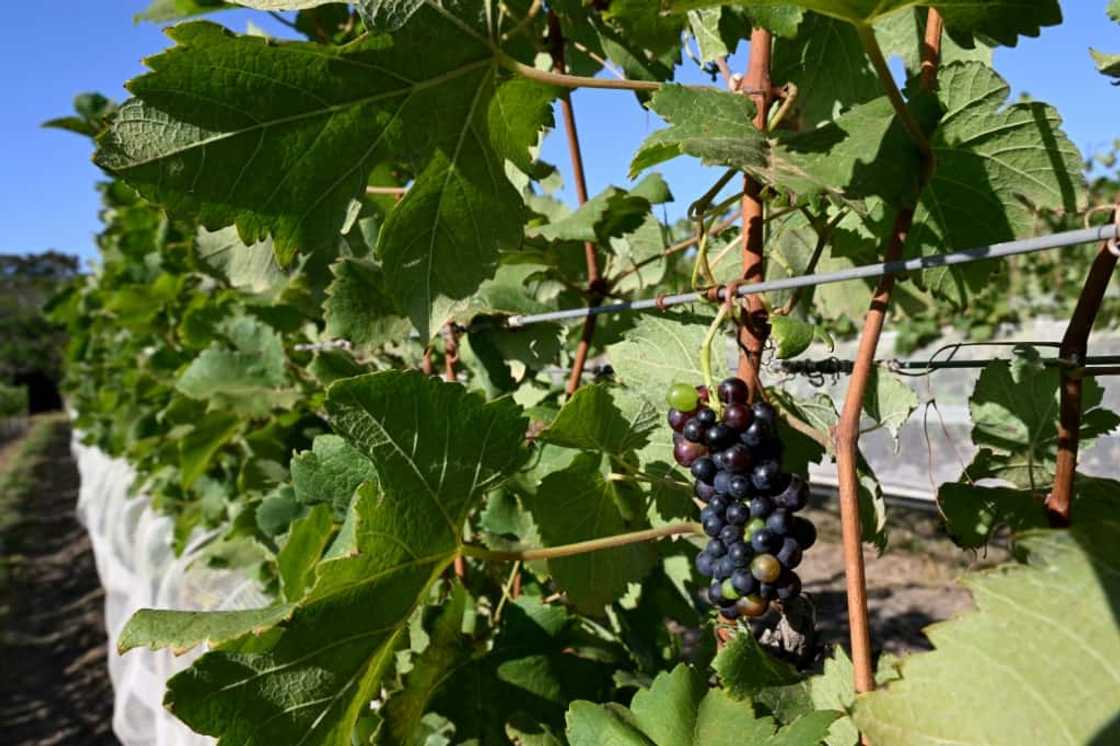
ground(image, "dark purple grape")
xmin=706 ymin=539 xmax=726 ymax=558
xmin=682 ymin=419 xmax=706 ymax=444
xmin=722 ymin=403 xmax=752 ymax=431
xmin=719 ymin=604 xmax=742 ymax=621
xmin=696 ymin=385 xmax=710 ymax=404
xmin=731 ymin=569 xmax=758 ymax=595
xmin=728 ymin=474 xmax=751 ymax=498
xmin=775 ymin=475 xmax=808 ymax=511
xmin=776 ymin=571 xmax=802 ymax=601
xmin=721 ymin=444 xmax=752 ymax=473
xmin=777 ymin=537 xmax=803 ymax=568
xmin=755 ymin=438 xmax=783 ymax=462
xmin=758 ymin=582 xmax=778 ymax=600
xmin=751 ymin=401 xmax=776 ymax=427
xmin=727 ymin=541 xmax=751 ymax=567
xmin=725 ymin=502 xmax=749 ymax=525
xmin=690 ymin=457 xmax=717 ymax=484
xmin=700 ymin=506 xmax=718 ymax=524
xmin=708 ymin=494 xmax=729 ymax=515
xmin=695 ymin=407 xmax=717 ymax=427
xmin=695 ymin=551 xmax=715 ymax=577
xmin=766 ymin=509 xmax=793 ymax=535
xmin=719 ymin=524 xmax=743 ymax=546
xmin=694 ymin=480 xmax=716 ymax=502
xmin=667 ymin=408 xmax=694 ymax=432
xmin=706 ymin=424 xmax=736 ymax=450
xmin=713 ymin=471 xmax=733 ymax=496
xmin=674 ymin=439 xmax=707 ymax=468
xmin=750 ymin=528 xmax=780 ymax=554
xmin=791 ymin=517 xmax=817 ymax=549
xmin=742 ymin=420 xmax=770 ymax=448
xmin=718 ymin=377 xmax=750 ymax=405
xmin=749 ymin=495 xmax=773 ymax=518
xmin=710 ymin=449 xmax=727 ymax=471
xmin=709 ymin=580 xmax=725 ymax=604
xmin=702 ymin=515 xmax=724 ymax=537
xmin=715 ymin=555 xmax=736 ymax=580
xmin=751 ymin=460 xmax=781 ymax=492
xmin=746 ymin=517 xmax=766 ymax=537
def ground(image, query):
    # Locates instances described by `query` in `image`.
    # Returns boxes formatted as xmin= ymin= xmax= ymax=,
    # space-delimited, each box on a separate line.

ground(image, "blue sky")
xmin=3 ymin=2 xmax=1117 ymax=266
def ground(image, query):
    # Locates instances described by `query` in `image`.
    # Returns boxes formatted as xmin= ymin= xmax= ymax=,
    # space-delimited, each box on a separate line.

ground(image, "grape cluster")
xmin=666 ymin=379 xmax=816 ymax=621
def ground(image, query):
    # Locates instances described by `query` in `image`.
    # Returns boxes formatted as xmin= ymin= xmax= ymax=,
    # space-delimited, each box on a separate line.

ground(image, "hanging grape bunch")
xmin=666 ymin=378 xmax=816 ymax=621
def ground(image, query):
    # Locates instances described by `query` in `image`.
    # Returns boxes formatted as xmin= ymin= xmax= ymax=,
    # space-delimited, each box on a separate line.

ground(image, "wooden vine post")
xmin=548 ymin=12 xmax=603 ymax=398
xmin=738 ymin=28 xmax=775 ymax=400
xmin=1047 ymin=205 xmax=1120 ymax=524
xmin=833 ymin=10 xmax=943 ymax=698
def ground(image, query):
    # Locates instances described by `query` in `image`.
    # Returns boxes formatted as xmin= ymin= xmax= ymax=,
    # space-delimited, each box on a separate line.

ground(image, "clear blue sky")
xmin=3 ymin=1 xmax=1117 ymax=267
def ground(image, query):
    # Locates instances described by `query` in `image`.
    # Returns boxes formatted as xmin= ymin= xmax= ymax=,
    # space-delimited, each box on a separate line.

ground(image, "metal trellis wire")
xmin=504 ymin=224 xmax=1120 ymax=329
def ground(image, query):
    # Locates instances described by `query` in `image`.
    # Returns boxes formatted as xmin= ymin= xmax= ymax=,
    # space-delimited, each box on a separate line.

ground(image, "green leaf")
xmin=427 ymin=596 xmax=616 ymax=743
xmin=95 ymin=12 xmax=555 ymax=339
xmin=118 ymin=604 xmax=295 ymax=655
xmin=323 ymin=258 xmax=411 ymax=350
xmin=290 ymin=433 xmax=378 ymax=519
xmin=861 ymin=369 xmax=917 ymax=447
xmin=175 ymin=315 xmax=298 ymax=418
xmin=1091 ymin=48 xmax=1120 ymax=80
xmin=907 ymin=63 xmax=1087 ymax=304
xmin=177 ymin=411 xmax=240 ymax=488
xmin=743 ymin=6 xmax=804 ymax=38
xmin=875 ymin=9 xmax=993 ymax=76
xmin=714 ymin=631 xmax=802 ymax=699
xmin=609 ymin=310 xmax=730 ymax=405
xmin=277 ymin=503 xmax=334 ymax=601
xmin=854 ymin=523 xmax=1120 ymax=745
xmin=257 ymin=484 xmax=307 ymax=536
xmin=967 ymin=348 xmax=1120 ymax=489
xmin=674 ymin=1 xmax=1061 ymax=46
xmin=134 ymin=372 xmax=527 ymax=745
xmin=529 ymin=186 xmax=652 ymax=245
xmin=1110 ymin=0 xmax=1120 ymax=23
xmin=529 ymin=453 xmax=659 ymax=613
xmin=196 ymin=226 xmax=288 ymax=296
xmin=770 ymin=316 xmax=815 ymax=359
xmin=135 ymin=0 xmax=230 ymax=22
xmin=541 ymin=384 xmax=659 ymax=454
xmin=688 ymin=8 xmax=734 ymax=63
xmin=757 ymin=647 xmax=864 ymax=746
xmin=566 ymin=664 xmax=840 ymax=745
xmin=937 ymin=483 xmax=1046 ymax=548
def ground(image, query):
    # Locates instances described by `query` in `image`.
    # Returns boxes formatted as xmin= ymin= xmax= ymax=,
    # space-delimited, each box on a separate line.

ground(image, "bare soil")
xmin=0 ymin=416 xmax=118 ymax=745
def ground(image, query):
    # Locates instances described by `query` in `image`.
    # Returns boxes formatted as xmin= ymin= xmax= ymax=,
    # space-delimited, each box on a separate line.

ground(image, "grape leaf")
xmin=528 ymin=186 xmax=653 ymax=245
xmin=906 ymin=63 xmax=1087 ymax=305
xmin=540 ymin=384 xmax=659 ymax=454
xmin=744 ymin=6 xmax=804 ymax=38
xmin=875 ymin=8 xmax=993 ymax=76
xmin=529 ymin=452 xmax=659 ymax=613
xmin=688 ymin=8 xmax=735 ymax=63
xmin=426 ymin=596 xmax=616 ymax=743
xmin=277 ymin=503 xmax=334 ymax=601
xmin=323 ymin=258 xmax=411 ymax=350
xmin=713 ymin=631 xmax=802 ymax=699
xmin=122 ymin=372 xmax=528 ymax=745
xmin=1092 ymin=48 xmax=1120 ymax=80
xmin=135 ymin=0 xmax=230 ymax=22
xmin=854 ymin=522 xmax=1120 ymax=745
xmin=1111 ymin=0 xmax=1120 ymax=23
xmin=966 ymin=348 xmax=1120 ymax=489
xmin=289 ymin=433 xmax=377 ymax=519
xmin=861 ymin=368 xmax=917 ymax=448
xmin=196 ymin=226 xmax=288 ymax=297
xmin=176 ymin=315 xmax=299 ymax=418
xmin=672 ymin=1 xmax=1061 ymax=46
xmin=118 ymin=604 xmax=296 ymax=655
xmin=936 ymin=483 xmax=1047 ymax=548
xmin=95 ymin=10 xmax=555 ymax=339
xmin=177 ymin=411 xmax=241 ymax=488
xmin=566 ymin=664 xmax=840 ymax=746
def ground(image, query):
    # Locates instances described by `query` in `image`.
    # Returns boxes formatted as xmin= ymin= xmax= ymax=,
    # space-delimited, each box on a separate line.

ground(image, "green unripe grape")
xmin=746 ymin=517 xmax=766 ymax=536
xmin=750 ymin=553 xmax=781 ymax=583
xmin=666 ymin=382 xmax=700 ymax=412
xmin=736 ymin=594 xmax=769 ymax=618
xmin=721 ymin=578 xmax=740 ymax=601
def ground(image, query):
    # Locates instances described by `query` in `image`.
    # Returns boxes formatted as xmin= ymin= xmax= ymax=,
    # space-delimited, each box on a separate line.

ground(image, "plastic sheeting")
xmin=73 ymin=437 xmax=269 ymax=746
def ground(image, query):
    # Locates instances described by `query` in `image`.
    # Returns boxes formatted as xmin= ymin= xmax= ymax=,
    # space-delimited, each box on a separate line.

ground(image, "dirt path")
xmin=0 ymin=416 xmax=118 ymax=745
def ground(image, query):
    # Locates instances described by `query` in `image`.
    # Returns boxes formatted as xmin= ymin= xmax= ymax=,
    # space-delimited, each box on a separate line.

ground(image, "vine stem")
xmin=547 ymin=12 xmax=603 ymax=398
xmin=737 ymin=27 xmax=774 ymax=402
xmin=498 ymin=53 xmax=661 ymax=92
xmin=835 ymin=9 xmax=943 ymax=701
xmin=855 ymin=23 xmax=931 ymax=162
xmin=1048 ymin=204 xmax=1119 ymax=524
xmin=460 ymin=522 xmax=702 ymax=562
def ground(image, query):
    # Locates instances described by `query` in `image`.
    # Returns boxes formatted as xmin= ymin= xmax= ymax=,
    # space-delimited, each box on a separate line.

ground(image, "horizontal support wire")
xmin=780 ymin=354 xmax=1120 ymax=376
xmin=505 ymin=224 xmax=1120 ymax=329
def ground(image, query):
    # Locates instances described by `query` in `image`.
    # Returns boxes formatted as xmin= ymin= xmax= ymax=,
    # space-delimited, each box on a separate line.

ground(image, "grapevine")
xmin=30 ymin=1 xmax=1120 ymax=745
